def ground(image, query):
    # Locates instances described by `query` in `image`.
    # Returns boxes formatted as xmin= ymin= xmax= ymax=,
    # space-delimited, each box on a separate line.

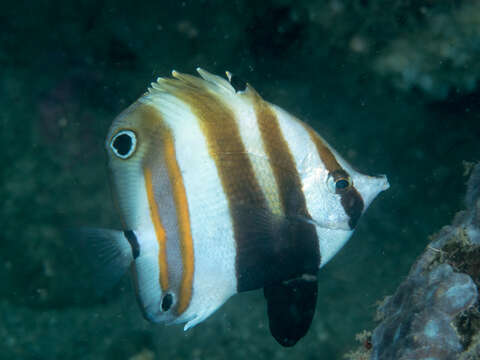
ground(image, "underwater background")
xmin=1 ymin=0 xmax=480 ymax=359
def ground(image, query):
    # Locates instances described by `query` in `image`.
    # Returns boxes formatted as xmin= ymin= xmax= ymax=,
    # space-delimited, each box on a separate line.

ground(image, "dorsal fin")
xmin=196 ymin=68 xmax=236 ymax=93
xmin=148 ymin=68 xmax=236 ymax=97
xmin=147 ymin=68 xmax=259 ymax=102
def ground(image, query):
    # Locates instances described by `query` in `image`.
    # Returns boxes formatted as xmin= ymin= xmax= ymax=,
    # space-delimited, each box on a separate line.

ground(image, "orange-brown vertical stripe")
xmin=253 ymin=94 xmax=320 ymax=275
xmin=255 ymin=97 xmax=308 ymax=214
xmin=304 ymin=125 xmax=342 ymax=173
xmin=162 ymin=133 xmax=194 ymax=314
xmin=168 ymin=82 xmax=276 ymax=292
xmin=144 ymin=167 xmax=169 ymax=291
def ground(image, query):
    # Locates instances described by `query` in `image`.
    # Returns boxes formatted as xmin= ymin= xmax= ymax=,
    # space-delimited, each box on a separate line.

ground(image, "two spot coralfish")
xmin=79 ymin=68 xmax=389 ymax=347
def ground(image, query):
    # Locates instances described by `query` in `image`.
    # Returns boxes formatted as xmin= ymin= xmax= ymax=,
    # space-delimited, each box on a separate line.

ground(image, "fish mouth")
xmin=369 ymin=174 xmax=390 ymax=191
xmin=358 ymin=174 xmax=390 ymax=209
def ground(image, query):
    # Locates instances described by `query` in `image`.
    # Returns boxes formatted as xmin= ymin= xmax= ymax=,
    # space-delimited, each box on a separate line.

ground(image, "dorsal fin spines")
xmin=147 ymin=68 xmax=258 ymax=99
xmin=196 ymin=68 xmax=235 ymax=94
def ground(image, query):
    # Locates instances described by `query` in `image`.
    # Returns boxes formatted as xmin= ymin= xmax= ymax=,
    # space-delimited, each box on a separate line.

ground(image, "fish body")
xmin=85 ymin=69 xmax=389 ymax=346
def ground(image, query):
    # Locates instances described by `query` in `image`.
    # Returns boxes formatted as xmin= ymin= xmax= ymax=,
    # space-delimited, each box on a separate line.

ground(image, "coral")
xmin=459 ymin=332 xmax=480 ymax=359
xmin=343 ymin=330 xmax=372 ymax=360
xmin=371 ymin=264 xmax=477 ymax=359
xmin=368 ymin=163 xmax=480 ymax=360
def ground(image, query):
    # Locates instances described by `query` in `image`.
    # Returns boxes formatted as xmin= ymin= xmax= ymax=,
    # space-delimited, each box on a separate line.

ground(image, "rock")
xmin=361 ymin=164 xmax=480 ymax=360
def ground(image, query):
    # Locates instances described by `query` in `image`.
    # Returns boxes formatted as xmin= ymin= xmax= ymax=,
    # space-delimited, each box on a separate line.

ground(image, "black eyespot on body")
xmin=110 ymin=130 xmax=137 ymax=159
xmin=161 ymin=293 xmax=173 ymax=312
xmin=229 ymin=74 xmax=247 ymax=93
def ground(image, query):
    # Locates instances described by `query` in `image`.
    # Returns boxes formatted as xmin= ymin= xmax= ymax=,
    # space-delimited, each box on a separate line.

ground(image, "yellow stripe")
xmin=144 ymin=167 xmax=169 ymax=291
xmin=163 ymin=135 xmax=194 ymax=314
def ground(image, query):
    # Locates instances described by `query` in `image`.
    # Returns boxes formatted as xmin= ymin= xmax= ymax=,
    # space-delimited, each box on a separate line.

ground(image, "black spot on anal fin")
xmin=263 ymin=273 xmax=318 ymax=347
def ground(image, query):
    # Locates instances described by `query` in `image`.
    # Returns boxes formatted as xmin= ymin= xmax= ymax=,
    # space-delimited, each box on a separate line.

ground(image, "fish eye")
xmin=110 ymin=130 xmax=137 ymax=159
xmin=336 ymin=179 xmax=350 ymax=190
xmin=327 ymin=171 xmax=352 ymax=194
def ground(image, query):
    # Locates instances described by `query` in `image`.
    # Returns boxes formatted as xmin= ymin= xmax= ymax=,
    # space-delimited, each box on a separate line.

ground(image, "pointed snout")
xmin=373 ymin=174 xmax=390 ymax=191
xmin=354 ymin=173 xmax=389 ymax=211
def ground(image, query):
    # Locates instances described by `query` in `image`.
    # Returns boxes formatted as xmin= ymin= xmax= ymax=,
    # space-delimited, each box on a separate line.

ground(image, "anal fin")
xmin=263 ymin=273 xmax=318 ymax=347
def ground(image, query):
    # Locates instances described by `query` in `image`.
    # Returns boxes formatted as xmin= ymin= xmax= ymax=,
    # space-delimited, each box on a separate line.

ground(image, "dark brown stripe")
xmin=306 ymin=127 xmax=365 ymax=229
xmin=305 ymin=125 xmax=342 ymax=174
xmin=169 ymin=82 xmax=275 ymax=292
xmin=253 ymin=95 xmax=320 ymax=281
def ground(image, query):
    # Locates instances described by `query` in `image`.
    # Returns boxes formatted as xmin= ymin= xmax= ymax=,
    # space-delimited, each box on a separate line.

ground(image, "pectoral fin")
xmin=68 ymin=227 xmax=135 ymax=295
xmin=263 ymin=274 xmax=318 ymax=347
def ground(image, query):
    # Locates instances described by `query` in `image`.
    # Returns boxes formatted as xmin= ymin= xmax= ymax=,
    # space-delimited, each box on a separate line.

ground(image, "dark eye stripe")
xmin=341 ymin=189 xmax=364 ymax=229
xmin=305 ymin=128 xmax=364 ymax=229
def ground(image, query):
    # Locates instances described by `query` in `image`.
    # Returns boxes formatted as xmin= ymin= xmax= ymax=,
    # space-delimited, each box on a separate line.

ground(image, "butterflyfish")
xmin=79 ymin=68 xmax=389 ymax=347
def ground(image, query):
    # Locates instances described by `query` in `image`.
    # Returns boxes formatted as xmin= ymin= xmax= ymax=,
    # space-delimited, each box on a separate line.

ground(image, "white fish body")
xmin=82 ymin=68 xmax=389 ymax=347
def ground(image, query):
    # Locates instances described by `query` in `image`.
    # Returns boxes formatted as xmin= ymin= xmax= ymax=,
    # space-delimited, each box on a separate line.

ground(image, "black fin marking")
xmin=232 ymin=204 xmax=291 ymax=290
xmin=69 ymin=227 xmax=134 ymax=295
xmin=219 ymin=153 xmax=320 ymax=292
xmin=264 ymin=274 xmax=318 ymax=347
xmin=229 ymin=73 xmax=247 ymax=93
xmin=233 ymin=204 xmax=319 ymax=292
xmin=123 ymin=230 xmax=140 ymax=259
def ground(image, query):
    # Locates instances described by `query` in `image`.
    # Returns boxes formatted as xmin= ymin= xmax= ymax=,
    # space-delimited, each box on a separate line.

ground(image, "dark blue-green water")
xmin=2 ymin=1 xmax=479 ymax=359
